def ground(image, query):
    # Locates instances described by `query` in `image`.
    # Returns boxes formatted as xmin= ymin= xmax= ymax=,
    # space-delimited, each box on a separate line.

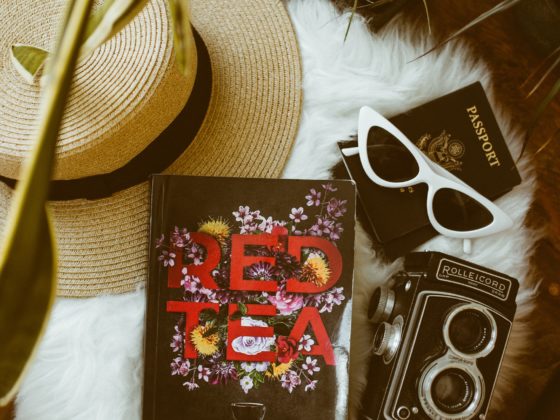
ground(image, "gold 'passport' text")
xmin=466 ymin=105 xmax=501 ymax=167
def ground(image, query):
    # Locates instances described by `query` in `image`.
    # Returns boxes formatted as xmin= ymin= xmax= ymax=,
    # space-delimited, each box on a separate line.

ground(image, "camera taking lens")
xmin=419 ymin=360 xmax=484 ymax=420
xmin=430 ymin=368 xmax=475 ymax=415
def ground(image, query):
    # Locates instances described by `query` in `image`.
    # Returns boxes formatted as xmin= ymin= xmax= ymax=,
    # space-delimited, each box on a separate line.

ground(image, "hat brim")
xmin=0 ymin=0 xmax=302 ymax=297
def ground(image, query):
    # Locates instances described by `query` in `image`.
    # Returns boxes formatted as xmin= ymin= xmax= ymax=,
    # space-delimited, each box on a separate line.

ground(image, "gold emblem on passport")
xmin=416 ymin=131 xmax=464 ymax=172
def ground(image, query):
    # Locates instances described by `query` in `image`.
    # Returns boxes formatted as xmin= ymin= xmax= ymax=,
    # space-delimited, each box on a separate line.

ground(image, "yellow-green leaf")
xmin=518 ymin=75 xmax=560 ymax=159
xmin=343 ymin=0 xmax=358 ymax=42
xmin=414 ymin=0 xmax=522 ymax=61
xmin=81 ymin=0 xmax=150 ymax=57
xmin=526 ymin=47 xmax=560 ymax=98
xmin=9 ymin=44 xmax=49 ymax=84
xmin=0 ymin=211 xmax=56 ymax=406
xmin=85 ymin=0 xmax=117 ymax=40
xmin=0 ymin=0 xmax=95 ymax=406
xmin=535 ymin=128 xmax=560 ymax=155
xmin=167 ymin=0 xmax=195 ymax=75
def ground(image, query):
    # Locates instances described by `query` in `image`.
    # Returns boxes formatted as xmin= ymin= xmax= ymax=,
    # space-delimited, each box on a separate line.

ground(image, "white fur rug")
xmin=15 ymin=0 xmax=538 ymax=419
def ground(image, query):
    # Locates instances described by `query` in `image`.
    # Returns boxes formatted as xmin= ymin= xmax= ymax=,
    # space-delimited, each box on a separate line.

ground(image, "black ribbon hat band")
xmin=0 ymin=30 xmax=212 ymax=201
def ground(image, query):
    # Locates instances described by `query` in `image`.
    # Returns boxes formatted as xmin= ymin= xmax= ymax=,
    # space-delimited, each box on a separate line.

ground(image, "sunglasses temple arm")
xmin=341 ymin=146 xmax=359 ymax=157
xmin=463 ymin=239 xmax=472 ymax=254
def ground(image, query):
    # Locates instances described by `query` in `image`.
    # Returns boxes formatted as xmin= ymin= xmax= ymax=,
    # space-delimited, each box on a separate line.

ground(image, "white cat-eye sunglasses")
xmin=342 ymin=106 xmax=513 ymax=254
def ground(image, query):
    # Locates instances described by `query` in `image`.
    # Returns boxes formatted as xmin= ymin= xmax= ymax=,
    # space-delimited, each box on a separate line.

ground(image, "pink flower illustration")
xmin=158 ymin=250 xmax=176 ymax=267
xmin=302 ymin=357 xmax=320 ymax=376
xmin=267 ymin=289 xmax=304 ymax=315
xmin=305 ymin=380 xmax=318 ymax=392
xmin=280 ymin=370 xmax=301 ymax=393
xmin=305 ymin=188 xmax=321 ymax=206
xmin=289 ymin=207 xmax=308 ymax=223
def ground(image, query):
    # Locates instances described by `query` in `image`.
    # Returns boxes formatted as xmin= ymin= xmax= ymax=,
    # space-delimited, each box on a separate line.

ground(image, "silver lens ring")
xmin=443 ymin=303 xmax=497 ymax=359
xmin=372 ymin=315 xmax=403 ymax=364
xmin=368 ymin=286 xmax=395 ymax=323
xmin=418 ymin=358 xmax=485 ymax=420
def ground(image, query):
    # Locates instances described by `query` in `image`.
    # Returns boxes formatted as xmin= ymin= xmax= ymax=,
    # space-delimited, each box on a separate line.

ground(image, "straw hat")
xmin=0 ymin=0 xmax=302 ymax=296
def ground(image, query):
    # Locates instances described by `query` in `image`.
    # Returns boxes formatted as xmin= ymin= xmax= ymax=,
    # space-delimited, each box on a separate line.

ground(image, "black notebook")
xmin=143 ymin=176 xmax=356 ymax=420
xmin=335 ymin=82 xmax=521 ymax=259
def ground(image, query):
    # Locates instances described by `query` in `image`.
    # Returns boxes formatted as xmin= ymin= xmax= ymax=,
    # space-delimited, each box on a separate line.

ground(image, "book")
xmin=143 ymin=176 xmax=356 ymax=420
xmin=334 ymin=82 xmax=521 ymax=259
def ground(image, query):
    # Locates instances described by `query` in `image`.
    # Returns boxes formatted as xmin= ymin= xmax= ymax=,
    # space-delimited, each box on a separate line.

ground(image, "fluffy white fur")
xmin=16 ymin=1 xmax=539 ymax=419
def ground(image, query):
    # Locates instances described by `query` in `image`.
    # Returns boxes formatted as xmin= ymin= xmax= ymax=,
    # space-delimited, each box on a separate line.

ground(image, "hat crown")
xmin=0 ymin=0 xmax=195 ymax=181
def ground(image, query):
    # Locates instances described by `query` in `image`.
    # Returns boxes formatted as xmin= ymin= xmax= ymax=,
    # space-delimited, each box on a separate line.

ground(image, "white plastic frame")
xmin=342 ymin=106 xmax=513 ymax=251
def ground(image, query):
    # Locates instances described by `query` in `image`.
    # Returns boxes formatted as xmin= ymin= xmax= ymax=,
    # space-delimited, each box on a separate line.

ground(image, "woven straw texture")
xmin=0 ymin=0 xmax=302 ymax=296
xmin=0 ymin=0 xmax=192 ymax=180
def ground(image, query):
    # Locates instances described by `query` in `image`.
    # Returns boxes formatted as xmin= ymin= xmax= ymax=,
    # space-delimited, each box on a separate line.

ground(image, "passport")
xmin=334 ymin=82 xmax=521 ymax=260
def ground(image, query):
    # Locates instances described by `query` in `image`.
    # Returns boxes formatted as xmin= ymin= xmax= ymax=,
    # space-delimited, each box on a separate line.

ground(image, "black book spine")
xmin=143 ymin=175 xmax=167 ymax=420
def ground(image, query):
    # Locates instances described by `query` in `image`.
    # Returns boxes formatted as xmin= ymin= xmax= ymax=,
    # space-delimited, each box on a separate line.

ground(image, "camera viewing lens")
xmin=431 ymin=368 xmax=475 ymax=414
xmin=448 ymin=308 xmax=493 ymax=355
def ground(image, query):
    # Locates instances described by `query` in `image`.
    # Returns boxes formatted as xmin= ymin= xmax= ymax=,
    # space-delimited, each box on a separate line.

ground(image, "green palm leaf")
xmin=1 ymin=0 xmax=195 ymax=405
xmin=81 ymin=0 xmax=149 ymax=57
xmin=9 ymin=45 xmax=49 ymax=84
xmin=0 ymin=0 xmax=95 ymax=406
xmin=168 ymin=0 xmax=195 ymax=74
xmin=414 ymin=0 xmax=522 ymax=60
xmin=518 ymin=76 xmax=560 ymax=159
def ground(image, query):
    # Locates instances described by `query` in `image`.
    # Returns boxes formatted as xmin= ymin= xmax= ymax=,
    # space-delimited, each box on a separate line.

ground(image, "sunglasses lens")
xmin=433 ymin=188 xmax=494 ymax=231
xmin=367 ymin=126 xmax=419 ymax=182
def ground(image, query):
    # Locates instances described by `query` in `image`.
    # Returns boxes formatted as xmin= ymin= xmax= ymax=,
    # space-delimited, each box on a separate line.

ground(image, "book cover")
xmin=143 ymin=176 xmax=356 ymax=420
xmin=335 ymin=82 xmax=521 ymax=259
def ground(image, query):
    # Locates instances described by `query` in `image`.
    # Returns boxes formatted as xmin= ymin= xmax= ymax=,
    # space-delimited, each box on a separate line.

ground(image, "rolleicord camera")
xmin=361 ymin=251 xmax=518 ymax=420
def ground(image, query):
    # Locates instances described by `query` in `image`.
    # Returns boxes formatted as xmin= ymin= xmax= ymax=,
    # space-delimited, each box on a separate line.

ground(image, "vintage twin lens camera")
xmin=361 ymin=252 xmax=518 ymax=420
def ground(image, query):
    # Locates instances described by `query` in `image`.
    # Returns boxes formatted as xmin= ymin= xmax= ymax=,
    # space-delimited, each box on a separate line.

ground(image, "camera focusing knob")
xmin=368 ymin=286 xmax=395 ymax=323
xmin=372 ymin=316 xmax=403 ymax=364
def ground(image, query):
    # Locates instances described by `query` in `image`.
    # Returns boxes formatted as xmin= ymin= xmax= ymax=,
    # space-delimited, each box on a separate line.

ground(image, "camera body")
xmin=361 ymin=252 xmax=518 ymax=420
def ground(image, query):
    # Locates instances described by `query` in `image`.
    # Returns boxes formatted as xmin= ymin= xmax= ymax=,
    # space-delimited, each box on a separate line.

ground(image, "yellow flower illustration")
xmin=190 ymin=323 xmax=220 ymax=356
xmin=301 ymin=253 xmax=331 ymax=287
xmin=266 ymin=361 xmax=293 ymax=379
xmin=198 ymin=217 xmax=231 ymax=245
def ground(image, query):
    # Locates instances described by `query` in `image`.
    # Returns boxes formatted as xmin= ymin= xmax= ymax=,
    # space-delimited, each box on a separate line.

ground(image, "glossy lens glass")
xmin=366 ymin=126 xmax=419 ymax=182
xmin=431 ymin=368 xmax=475 ymax=414
xmin=433 ymin=188 xmax=494 ymax=231
xmin=448 ymin=309 xmax=493 ymax=355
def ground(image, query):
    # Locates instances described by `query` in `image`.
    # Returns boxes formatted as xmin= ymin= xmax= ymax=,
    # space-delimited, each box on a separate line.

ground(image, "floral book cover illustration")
xmin=143 ymin=176 xmax=356 ymax=420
